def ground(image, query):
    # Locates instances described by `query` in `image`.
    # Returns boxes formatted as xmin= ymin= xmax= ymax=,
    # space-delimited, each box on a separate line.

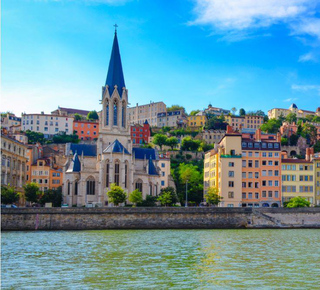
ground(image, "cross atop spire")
xmin=114 ymin=23 xmax=118 ymax=33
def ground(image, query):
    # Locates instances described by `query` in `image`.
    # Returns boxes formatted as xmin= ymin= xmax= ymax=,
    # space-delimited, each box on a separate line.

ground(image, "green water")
xmin=1 ymin=229 xmax=320 ymax=289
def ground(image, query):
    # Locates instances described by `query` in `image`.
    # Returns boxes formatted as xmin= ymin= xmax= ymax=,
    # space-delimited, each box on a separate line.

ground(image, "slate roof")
xmin=66 ymin=143 xmax=97 ymax=157
xmin=148 ymin=157 xmax=158 ymax=175
xmin=66 ymin=152 xmax=81 ymax=172
xmin=103 ymin=139 xmax=130 ymax=154
xmin=105 ymin=32 xmax=126 ymax=98
xmin=133 ymin=148 xmax=158 ymax=160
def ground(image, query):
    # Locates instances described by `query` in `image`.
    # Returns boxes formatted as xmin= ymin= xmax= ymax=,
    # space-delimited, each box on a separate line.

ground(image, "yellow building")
xmin=225 ymin=115 xmax=264 ymax=131
xmin=188 ymin=112 xmax=207 ymax=128
xmin=1 ymin=133 xmax=28 ymax=194
xmin=204 ymin=129 xmax=242 ymax=207
xmin=314 ymin=155 xmax=320 ymax=206
xmin=268 ymin=104 xmax=320 ymax=120
xmin=281 ymin=157 xmax=315 ymax=205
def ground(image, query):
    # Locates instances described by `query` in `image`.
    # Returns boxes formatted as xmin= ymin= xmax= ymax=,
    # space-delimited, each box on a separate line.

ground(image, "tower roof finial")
xmin=114 ymin=23 xmax=118 ymax=33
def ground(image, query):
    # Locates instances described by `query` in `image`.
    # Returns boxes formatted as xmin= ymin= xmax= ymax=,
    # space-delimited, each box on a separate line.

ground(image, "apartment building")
xmin=314 ymin=153 xmax=320 ymax=206
xmin=225 ymin=115 xmax=264 ymax=131
xmin=268 ymin=104 xmax=320 ymax=120
xmin=51 ymin=106 xmax=90 ymax=119
xmin=130 ymin=120 xmax=150 ymax=146
xmin=21 ymin=113 xmax=74 ymax=138
xmin=159 ymin=157 xmax=171 ymax=188
xmin=127 ymin=102 xmax=166 ymax=127
xmin=188 ymin=111 xmax=207 ymax=128
xmin=1 ymin=113 xmax=21 ymax=132
xmin=157 ymin=110 xmax=188 ymax=128
xmin=241 ymin=129 xmax=281 ymax=208
xmin=1 ymin=133 xmax=28 ymax=192
xmin=73 ymin=120 xmax=99 ymax=141
xmin=204 ymin=128 xmax=243 ymax=207
xmin=204 ymin=105 xmax=230 ymax=116
xmin=201 ymin=130 xmax=225 ymax=145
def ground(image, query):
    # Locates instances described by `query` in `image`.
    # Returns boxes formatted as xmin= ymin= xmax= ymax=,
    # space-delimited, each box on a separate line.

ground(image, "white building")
xmin=127 ymin=101 xmax=167 ymax=127
xmin=21 ymin=113 xmax=74 ymax=138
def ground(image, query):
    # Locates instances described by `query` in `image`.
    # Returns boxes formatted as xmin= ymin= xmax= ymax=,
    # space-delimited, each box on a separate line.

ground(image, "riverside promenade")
xmin=2 ymin=207 xmax=320 ymax=230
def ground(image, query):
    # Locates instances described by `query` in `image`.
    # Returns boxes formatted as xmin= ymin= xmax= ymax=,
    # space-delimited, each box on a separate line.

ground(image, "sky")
xmin=2 ymin=0 xmax=320 ymax=116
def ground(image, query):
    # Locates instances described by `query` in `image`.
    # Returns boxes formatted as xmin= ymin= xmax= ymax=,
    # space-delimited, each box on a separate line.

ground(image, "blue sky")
xmin=2 ymin=0 xmax=320 ymax=116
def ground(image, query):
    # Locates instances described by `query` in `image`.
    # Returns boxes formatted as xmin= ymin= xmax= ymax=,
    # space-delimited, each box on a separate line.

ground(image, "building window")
xmin=228 ymin=192 xmax=234 ymax=198
xmin=86 ymin=178 xmax=95 ymax=195
xmin=113 ymin=101 xmax=118 ymax=126
xmin=229 ymin=162 xmax=234 ymax=167
xmin=74 ymin=181 xmax=78 ymax=195
xmin=67 ymin=182 xmax=71 ymax=195
xmin=114 ymin=162 xmax=120 ymax=186
xmin=228 ymin=181 xmax=234 ymax=187
xmin=122 ymin=102 xmax=126 ymax=128
xmin=125 ymin=163 xmax=128 ymax=188
xmin=106 ymin=162 xmax=110 ymax=188
xmin=135 ymin=180 xmax=143 ymax=193
xmin=106 ymin=103 xmax=109 ymax=126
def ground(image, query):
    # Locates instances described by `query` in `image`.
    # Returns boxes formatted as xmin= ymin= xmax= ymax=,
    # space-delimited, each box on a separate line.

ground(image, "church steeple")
xmin=105 ymin=28 xmax=126 ymax=98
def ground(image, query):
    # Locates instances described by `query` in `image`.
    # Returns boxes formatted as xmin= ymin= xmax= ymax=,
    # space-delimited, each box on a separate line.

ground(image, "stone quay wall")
xmin=1 ymin=207 xmax=320 ymax=231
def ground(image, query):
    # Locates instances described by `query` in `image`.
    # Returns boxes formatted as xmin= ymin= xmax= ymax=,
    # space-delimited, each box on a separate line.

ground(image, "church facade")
xmin=62 ymin=31 xmax=166 ymax=206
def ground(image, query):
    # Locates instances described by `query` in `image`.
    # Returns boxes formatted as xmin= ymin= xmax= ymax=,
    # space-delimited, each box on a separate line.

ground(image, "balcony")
xmin=220 ymin=154 xmax=242 ymax=158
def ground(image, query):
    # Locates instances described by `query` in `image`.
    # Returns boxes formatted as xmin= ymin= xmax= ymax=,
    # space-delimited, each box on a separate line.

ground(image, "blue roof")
xmin=66 ymin=152 xmax=81 ymax=173
xmin=66 ymin=143 xmax=97 ymax=157
xmin=132 ymin=148 xmax=158 ymax=160
xmin=103 ymin=139 xmax=130 ymax=154
xmin=105 ymin=32 xmax=125 ymax=98
xmin=148 ymin=157 xmax=158 ymax=175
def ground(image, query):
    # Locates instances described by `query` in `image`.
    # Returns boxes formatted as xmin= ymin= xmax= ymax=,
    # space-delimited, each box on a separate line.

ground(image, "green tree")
xmin=1 ymin=185 xmax=20 ymax=205
xmin=166 ymin=137 xmax=179 ymax=150
xmin=87 ymin=110 xmax=99 ymax=120
xmin=239 ymin=108 xmax=246 ymax=116
xmin=179 ymin=163 xmax=203 ymax=204
xmin=301 ymin=123 xmax=317 ymax=145
xmin=205 ymin=115 xmax=227 ymax=130
xmin=138 ymin=195 xmax=157 ymax=207
xmin=314 ymin=141 xmax=320 ymax=153
xmin=25 ymin=130 xmax=45 ymax=144
xmin=312 ymin=116 xmax=320 ymax=123
xmin=153 ymin=134 xmax=168 ymax=150
xmin=23 ymin=182 xmax=40 ymax=203
xmin=305 ymin=114 xmax=314 ymax=122
xmin=38 ymin=187 xmax=63 ymax=207
xmin=128 ymin=189 xmax=143 ymax=207
xmin=74 ymin=113 xmax=82 ymax=121
xmin=286 ymin=196 xmax=310 ymax=208
xmin=189 ymin=110 xmax=200 ymax=116
xmin=289 ymin=134 xmax=299 ymax=146
xmin=281 ymin=137 xmax=288 ymax=146
xmin=53 ymin=132 xmax=79 ymax=144
xmin=204 ymin=187 xmax=222 ymax=205
xmin=260 ymin=118 xmax=281 ymax=133
xmin=107 ymin=183 xmax=127 ymax=206
xmin=157 ymin=191 xmax=172 ymax=207
xmin=200 ymin=142 xmax=214 ymax=152
xmin=285 ymin=112 xmax=297 ymax=124
xmin=167 ymin=105 xmax=185 ymax=112
xmin=181 ymin=136 xmax=201 ymax=151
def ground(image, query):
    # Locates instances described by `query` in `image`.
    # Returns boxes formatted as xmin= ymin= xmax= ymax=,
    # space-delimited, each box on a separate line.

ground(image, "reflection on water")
xmin=2 ymin=230 xmax=320 ymax=289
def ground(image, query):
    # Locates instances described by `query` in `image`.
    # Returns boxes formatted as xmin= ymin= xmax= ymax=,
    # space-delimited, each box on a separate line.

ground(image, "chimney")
xmin=255 ymin=128 xmax=261 ymax=142
xmin=226 ymin=125 xmax=233 ymax=134
xmin=276 ymin=132 xmax=281 ymax=142
xmin=306 ymin=148 xmax=311 ymax=161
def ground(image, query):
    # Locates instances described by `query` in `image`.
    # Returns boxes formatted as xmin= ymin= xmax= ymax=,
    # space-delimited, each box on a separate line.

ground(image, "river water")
xmin=1 ymin=229 xmax=320 ymax=289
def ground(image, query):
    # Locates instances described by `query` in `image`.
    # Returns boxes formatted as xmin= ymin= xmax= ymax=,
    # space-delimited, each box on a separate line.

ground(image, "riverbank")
xmin=2 ymin=207 xmax=320 ymax=230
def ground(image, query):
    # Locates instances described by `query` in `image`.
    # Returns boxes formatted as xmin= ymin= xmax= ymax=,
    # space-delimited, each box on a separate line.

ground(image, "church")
xmin=62 ymin=30 xmax=167 ymax=206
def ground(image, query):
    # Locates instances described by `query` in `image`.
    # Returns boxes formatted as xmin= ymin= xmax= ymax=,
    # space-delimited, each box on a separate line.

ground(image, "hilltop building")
xmin=51 ymin=107 xmax=90 ymax=119
xmin=1 ymin=113 xmax=21 ymax=132
xmin=127 ymin=102 xmax=166 ymax=127
xmin=268 ymin=104 xmax=320 ymax=120
xmin=187 ymin=111 xmax=207 ymax=128
xmin=157 ymin=110 xmax=188 ymax=128
xmin=225 ymin=115 xmax=264 ymax=131
xmin=63 ymin=30 xmax=168 ymax=206
xmin=73 ymin=120 xmax=99 ymax=141
xmin=130 ymin=120 xmax=150 ymax=146
xmin=204 ymin=105 xmax=230 ymax=116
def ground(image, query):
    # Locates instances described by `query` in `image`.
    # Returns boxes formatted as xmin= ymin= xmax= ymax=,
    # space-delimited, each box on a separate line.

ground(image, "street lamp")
xmin=185 ymin=180 xmax=188 ymax=207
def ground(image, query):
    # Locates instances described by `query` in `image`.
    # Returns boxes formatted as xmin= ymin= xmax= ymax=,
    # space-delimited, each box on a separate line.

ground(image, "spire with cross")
xmin=114 ymin=23 xmax=118 ymax=33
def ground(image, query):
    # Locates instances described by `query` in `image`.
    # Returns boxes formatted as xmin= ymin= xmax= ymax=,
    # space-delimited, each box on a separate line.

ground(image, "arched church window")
xmin=149 ymin=183 xmax=153 ymax=196
xmin=74 ymin=181 xmax=78 ymax=196
xmin=124 ymin=162 xmax=128 ymax=188
xmin=135 ymin=180 xmax=143 ymax=194
xmin=67 ymin=181 xmax=71 ymax=195
xmin=114 ymin=161 xmax=120 ymax=186
xmin=106 ymin=102 xmax=109 ymax=126
xmin=86 ymin=177 xmax=95 ymax=195
xmin=113 ymin=101 xmax=118 ymax=126
xmin=122 ymin=101 xmax=126 ymax=128
xmin=106 ymin=161 xmax=110 ymax=188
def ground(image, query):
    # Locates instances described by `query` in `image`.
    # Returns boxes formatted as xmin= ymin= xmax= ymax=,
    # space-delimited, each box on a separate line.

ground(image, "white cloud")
xmin=283 ymin=97 xmax=298 ymax=102
xmin=298 ymin=52 xmax=318 ymax=62
xmin=190 ymin=0 xmax=319 ymax=41
xmin=291 ymin=84 xmax=320 ymax=94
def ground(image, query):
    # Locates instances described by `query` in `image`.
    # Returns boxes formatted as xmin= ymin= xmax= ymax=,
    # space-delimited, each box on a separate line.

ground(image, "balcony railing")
xmin=220 ymin=154 xmax=242 ymax=158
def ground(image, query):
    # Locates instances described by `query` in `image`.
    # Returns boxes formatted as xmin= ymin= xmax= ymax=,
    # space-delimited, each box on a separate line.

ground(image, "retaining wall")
xmin=1 ymin=207 xmax=320 ymax=231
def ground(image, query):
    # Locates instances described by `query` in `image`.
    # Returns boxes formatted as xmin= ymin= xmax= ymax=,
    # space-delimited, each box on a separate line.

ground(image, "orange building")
xmin=73 ymin=120 xmax=99 ymax=141
xmin=241 ymin=129 xmax=282 ymax=207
